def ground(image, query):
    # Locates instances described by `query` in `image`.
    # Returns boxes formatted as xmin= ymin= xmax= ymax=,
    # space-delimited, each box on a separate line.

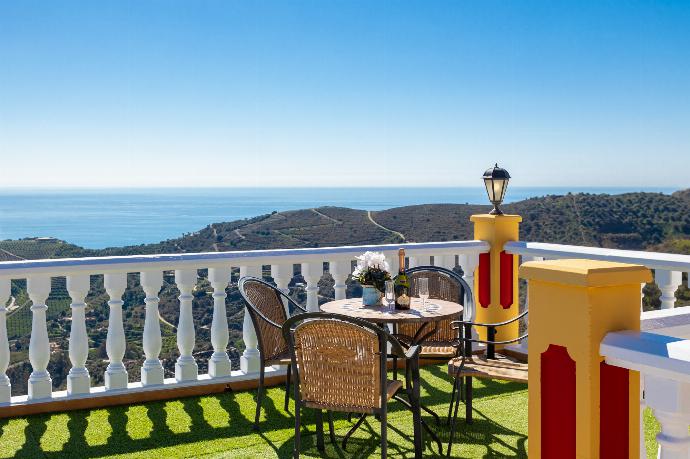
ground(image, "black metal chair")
xmin=392 ymin=265 xmax=473 ymax=424
xmin=282 ymin=312 xmax=424 ymax=459
xmin=238 ymin=276 xmax=307 ymax=430
xmin=446 ymin=311 xmax=529 ymax=456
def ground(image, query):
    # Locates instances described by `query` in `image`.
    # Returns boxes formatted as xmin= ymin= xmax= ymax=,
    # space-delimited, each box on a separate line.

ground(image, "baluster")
xmin=209 ymin=267 xmax=232 ymax=377
xmin=66 ymin=274 xmax=91 ymax=395
xmin=408 ymin=255 xmax=431 ymax=268
xmin=645 ymin=374 xmax=690 ymax=459
xmin=104 ymin=273 xmax=128 ymax=390
xmin=301 ymin=262 xmax=323 ymax=312
xmin=239 ymin=265 xmax=261 ymax=374
xmin=0 ymin=278 xmax=11 ymax=403
xmin=140 ymin=271 xmax=164 ymax=386
xmin=656 ymin=270 xmax=681 ymax=309
xmin=27 ymin=275 xmax=52 ymax=400
xmin=329 ymin=260 xmax=350 ymax=301
xmin=434 ymin=254 xmax=455 ymax=269
xmin=271 ymin=264 xmax=292 ymax=316
xmin=175 ymin=269 xmax=198 ymax=382
xmin=385 ymin=251 xmax=400 ymax=275
xmin=459 ymin=254 xmax=478 ymax=321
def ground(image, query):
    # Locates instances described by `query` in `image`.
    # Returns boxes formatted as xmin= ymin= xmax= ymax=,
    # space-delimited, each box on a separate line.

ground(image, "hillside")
xmin=1 ymin=189 xmax=689 ymax=395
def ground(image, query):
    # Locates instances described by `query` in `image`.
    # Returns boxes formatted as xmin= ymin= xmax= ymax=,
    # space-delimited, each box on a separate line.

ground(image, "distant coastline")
xmin=0 ymin=187 xmax=678 ymax=249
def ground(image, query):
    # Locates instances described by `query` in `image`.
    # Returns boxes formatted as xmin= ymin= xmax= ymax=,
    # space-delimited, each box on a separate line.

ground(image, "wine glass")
xmin=418 ymin=277 xmax=429 ymax=310
xmin=385 ymin=280 xmax=395 ymax=311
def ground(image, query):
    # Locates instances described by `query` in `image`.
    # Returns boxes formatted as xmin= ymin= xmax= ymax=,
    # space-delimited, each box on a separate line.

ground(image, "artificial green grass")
xmin=0 ymin=365 xmax=660 ymax=458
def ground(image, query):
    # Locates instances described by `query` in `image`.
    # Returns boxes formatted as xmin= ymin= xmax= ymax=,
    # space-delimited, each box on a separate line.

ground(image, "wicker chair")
xmin=446 ymin=312 xmax=528 ymax=456
xmin=238 ymin=276 xmax=307 ymax=430
xmin=392 ymin=266 xmax=472 ymax=423
xmin=282 ymin=312 xmax=423 ymax=459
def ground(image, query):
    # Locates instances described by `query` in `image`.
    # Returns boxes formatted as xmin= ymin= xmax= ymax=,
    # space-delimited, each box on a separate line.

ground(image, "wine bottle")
xmin=394 ymin=248 xmax=410 ymax=310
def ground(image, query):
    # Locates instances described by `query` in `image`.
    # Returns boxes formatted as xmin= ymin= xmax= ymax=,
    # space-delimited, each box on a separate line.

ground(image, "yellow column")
xmin=520 ymin=259 xmax=651 ymax=459
xmin=470 ymin=214 xmax=521 ymax=343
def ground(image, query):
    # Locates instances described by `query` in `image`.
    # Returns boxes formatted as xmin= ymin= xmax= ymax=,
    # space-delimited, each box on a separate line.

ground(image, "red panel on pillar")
xmin=600 ymin=362 xmax=629 ymax=458
xmin=541 ymin=345 xmax=576 ymax=459
xmin=478 ymin=252 xmax=490 ymax=308
xmin=500 ymin=251 xmax=514 ymax=309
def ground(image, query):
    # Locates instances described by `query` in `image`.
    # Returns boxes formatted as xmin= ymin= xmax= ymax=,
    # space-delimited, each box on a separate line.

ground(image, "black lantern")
xmin=482 ymin=163 xmax=511 ymax=215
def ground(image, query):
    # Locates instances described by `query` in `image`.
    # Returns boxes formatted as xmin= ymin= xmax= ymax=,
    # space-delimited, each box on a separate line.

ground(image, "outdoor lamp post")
xmin=482 ymin=163 xmax=511 ymax=215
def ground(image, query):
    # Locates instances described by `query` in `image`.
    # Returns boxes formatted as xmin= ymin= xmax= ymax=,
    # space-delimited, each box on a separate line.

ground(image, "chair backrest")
xmin=238 ymin=276 xmax=295 ymax=363
xmin=283 ymin=312 xmax=406 ymax=414
xmin=398 ymin=266 xmax=472 ymax=344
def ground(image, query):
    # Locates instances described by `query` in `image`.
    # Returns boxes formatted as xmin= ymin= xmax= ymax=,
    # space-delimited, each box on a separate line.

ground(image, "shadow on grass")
xmin=4 ymin=366 xmax=527 ymax=459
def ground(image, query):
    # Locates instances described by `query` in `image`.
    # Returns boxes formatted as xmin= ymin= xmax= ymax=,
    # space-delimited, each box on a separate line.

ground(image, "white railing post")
xmin=27 ymin=275 xmax=52 ymax=400
xmin=301 ymin=262 xmax=323 ymax=312
xmin=66 ymin=274 xmax=91 ymax=395
xmin=645 ymin=375 xmax=690 ymax=459
xmin=175 ymin=269 xmax=198 ymax=382
xmin=329 ymin=260 xmax=351 ymax=301
xmin=104 ymin=273 xmax=128 ymax=390
xmin=0 ymin=278 xmax=10 ymax=403
xmin=140 ymin=270 xmax=164 ymax=386
xmin=271 ymin=264 xmax=292 ymax=316
xmin=408 ymin=255 xmax=431 ymax=269
xmin=435 ymin=254 xmax=456 ymax=269
xmin=208 ymin=267 xmax=232 ymax=377
xmin=656 ymin=270 xmax=682 ymax=309
xmin=239 ymin=265 xmax=261 ymax=373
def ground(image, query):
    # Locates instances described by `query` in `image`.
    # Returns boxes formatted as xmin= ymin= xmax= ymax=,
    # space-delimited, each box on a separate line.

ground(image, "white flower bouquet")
xmin=352 ymin=251 xmax=392 ymax=292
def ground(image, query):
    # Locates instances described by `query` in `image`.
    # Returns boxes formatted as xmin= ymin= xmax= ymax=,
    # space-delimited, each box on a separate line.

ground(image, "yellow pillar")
xmin=520 ymin=259 xmax=651 ymax=459
xmin=470 ymin=214 xmax=521 ymax=343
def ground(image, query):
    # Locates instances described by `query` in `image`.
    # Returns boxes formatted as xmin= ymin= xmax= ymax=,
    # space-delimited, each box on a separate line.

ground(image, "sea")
xmin=0 ymin=187 xmax=677 ymax=249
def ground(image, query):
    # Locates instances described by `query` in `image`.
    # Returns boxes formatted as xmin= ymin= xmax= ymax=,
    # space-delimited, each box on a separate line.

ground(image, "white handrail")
xmin=505 ymin=241 xmax=690 ymax=273
xmin=0 ymin=240 xmax=490 ymax=278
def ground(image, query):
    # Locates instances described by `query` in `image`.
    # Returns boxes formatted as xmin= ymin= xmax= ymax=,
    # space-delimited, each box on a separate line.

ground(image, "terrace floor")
xmin=0 ymin=364 xmax=660 ymax=458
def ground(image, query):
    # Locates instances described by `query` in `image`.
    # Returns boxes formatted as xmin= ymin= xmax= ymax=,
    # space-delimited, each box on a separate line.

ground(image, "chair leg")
xmin=421 ymin=403 xmax=441 ymax=426
xmin=392 ymin=356 xmax=398 ymax=380
xmin=327 ymin=411 xmax=336 ymax=445
xmin=293 ymin=400 xmax=301 ymax=459
xmin=342 ymin=414 xmax=367 ymax=451
xmin=254 ymin=365 xmax=265 ymax=430
xmin=380 ymin=408 xmax=387 ymax=459
xmin=447 ymin=375 xmax=464 ymax=457
xmin=447 ymin=374 xmax=457 ymax=425
xmin=315 ymin=410 xmax=325 ymax=452
xmin=284 ymin=364 xmax=291 ymax=412
xmin=465 ymin=376 xmax=473 ymax=424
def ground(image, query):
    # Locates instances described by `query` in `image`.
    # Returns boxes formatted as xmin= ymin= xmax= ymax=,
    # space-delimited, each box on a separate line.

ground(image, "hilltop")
xmin=4 ymin=190 xmax=690 ymax=260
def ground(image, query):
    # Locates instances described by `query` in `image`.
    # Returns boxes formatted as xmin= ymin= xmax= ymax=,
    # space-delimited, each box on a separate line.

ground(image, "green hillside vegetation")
xmin=1 ymin=189 xmax=689 ymax=395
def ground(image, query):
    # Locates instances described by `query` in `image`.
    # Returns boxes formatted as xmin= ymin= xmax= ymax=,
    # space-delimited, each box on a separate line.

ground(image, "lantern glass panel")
xmin=483 ymin=178 xmax=496 ymax=202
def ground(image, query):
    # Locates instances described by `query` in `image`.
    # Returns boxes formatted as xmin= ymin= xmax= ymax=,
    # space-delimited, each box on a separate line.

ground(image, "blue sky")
xmin=0 ymin=1 xmax=688 ymax=188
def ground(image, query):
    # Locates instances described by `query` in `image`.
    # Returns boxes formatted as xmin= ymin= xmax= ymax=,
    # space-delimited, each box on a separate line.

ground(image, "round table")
xmin=320 ymin=297 xmax=463 ymax=344
xmin=320 ymin=296 xmax=461 ymax=455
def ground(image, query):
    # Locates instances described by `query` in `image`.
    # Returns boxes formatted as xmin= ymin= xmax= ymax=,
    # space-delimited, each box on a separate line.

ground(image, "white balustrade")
xmin=175 ymin=269 xmax=198 ymax=382
xmin=0 ymin=278 xmax=10 ymax=403
xmin=301 ymin=262 xmax=323 ymax=312
xmin=140 ymin=270 xmax=164 ymax=386
xmin=104 ymin=273 xmax=128 ymax=390
xmin=434 ymin=254 xmax=456 ymax=269
xmin=329 ymin=260 xmax=350 ymax=300
xmin=66 ymin=274 xmax=91 ymax=395
xmin=27 ymin=275 xmax=52 ymax=400
xmin=209 ymin=267 xmax=232 ymax=377
xmin=656 ymin=270 xmax=682 ymax=310
xmin=0 ymin=240 xmax=489 ymax=410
